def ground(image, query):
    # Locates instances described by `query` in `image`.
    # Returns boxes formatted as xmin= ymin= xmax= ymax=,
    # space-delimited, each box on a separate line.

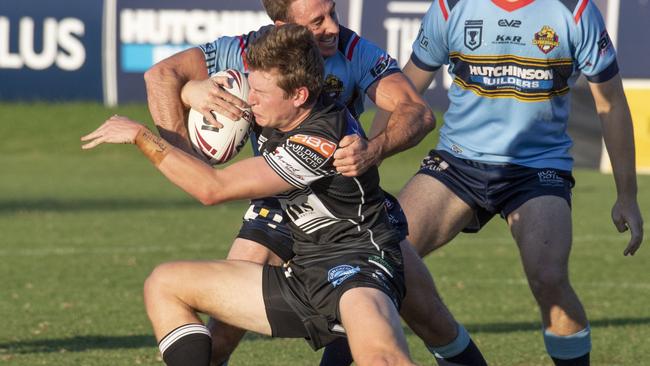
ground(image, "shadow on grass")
xmin=0 ymin=335 xmax=156 ymax=354
xmin=3 ymin=317 xmax=650 ymax=354
xmin=404 ymin=316 xmax=650 ymax=335
xmin=0 ymin=198 xmax=247 ymax=214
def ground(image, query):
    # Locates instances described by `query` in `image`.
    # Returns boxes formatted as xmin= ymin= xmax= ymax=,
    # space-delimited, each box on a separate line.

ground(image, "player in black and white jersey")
xmin=82 ymin=24 xmax=418 ymax=366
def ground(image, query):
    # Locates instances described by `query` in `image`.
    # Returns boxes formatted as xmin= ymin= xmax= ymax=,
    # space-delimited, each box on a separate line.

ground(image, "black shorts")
xmin=238 ymin=195 xmax=408 ymax=262
xmin=417 ymin=150 xmax=575 ymax=232
xmin=262 ymin=244 xmax=405 ymax=350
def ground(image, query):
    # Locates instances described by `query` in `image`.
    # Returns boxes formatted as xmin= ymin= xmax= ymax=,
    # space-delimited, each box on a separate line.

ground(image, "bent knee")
xmin=527 ymin=268 xmax=570 ymax=295
xmin=143 ymin=262 xmax=181 ymax=298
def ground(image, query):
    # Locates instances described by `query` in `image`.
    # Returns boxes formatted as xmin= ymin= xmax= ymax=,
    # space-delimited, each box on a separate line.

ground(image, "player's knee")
xmin=528 ymin=267 xmax=569 ymax=296
xmin=143 ymin=262 xmax=178 ymax=300
xmin=354 ymin=352 xmax=414 ymax=366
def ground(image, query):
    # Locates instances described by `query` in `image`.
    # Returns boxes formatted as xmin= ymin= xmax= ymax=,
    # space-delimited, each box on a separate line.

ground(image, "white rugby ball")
xmin=188 ymin=69 xmax=253 ymax=165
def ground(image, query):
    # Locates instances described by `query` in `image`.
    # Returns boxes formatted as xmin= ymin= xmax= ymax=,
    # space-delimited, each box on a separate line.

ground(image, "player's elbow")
xmin=404 ymin=100 xmax=436 ymax=133
xmin=144 ymin=61 xmax=179 ymax=87
xmin=420 ymin=103 xmax=436 ymax=133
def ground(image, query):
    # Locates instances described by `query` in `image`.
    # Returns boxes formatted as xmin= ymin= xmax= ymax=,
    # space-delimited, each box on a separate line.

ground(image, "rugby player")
xmin=355 ymin=1 xmax=644 ymax=365
xmin=84 ymin=24 xmax=419 ymax=366
xmin=145 ymin=0 xmax=486 ymax=365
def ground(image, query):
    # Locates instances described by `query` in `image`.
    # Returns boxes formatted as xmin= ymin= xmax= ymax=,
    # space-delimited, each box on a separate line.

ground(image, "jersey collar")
xmin=491 ymin=0 xmax=535 ymax=12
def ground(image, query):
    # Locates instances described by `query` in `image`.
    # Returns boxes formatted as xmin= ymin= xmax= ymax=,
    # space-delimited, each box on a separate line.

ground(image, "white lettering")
xmin=0 ymin=16 xmax=86 ymax=71
xmin=0 ymin=17 xmax=23 ymax=68
xmin=56 ymin=18 xmax=85 ymax=71
xmin=120 ymin=9 xmax=270 ymax=45
xmin=470 ymin=64 xmax=553 ymax=80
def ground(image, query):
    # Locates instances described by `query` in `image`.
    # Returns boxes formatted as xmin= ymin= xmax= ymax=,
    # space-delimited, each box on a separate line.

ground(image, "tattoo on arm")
xmin=135 ymin=128 xmax=171 ymax=166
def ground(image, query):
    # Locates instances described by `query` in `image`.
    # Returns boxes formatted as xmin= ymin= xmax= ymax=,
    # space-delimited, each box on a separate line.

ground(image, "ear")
xmin=292 ymin=86 xmax=310 ymax=107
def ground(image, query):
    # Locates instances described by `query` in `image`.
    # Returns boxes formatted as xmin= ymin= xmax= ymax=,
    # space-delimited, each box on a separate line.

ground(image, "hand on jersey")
xmin=81 ymin=115 xmax=145 ymax=149
xmin=333 ymin=134 xmax=381 ymax=177
xmin=181 ymin=76 xmax=249 ymax=128
xmin=611 ymin=198 xmax=644 ymax=256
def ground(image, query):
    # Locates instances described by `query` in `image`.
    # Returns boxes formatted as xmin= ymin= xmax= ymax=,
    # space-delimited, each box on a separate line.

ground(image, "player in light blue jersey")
xmin=362 ymin=0 xmax=644 ymax=365
xmin=144 ymin=0 xmax=488 ymax=365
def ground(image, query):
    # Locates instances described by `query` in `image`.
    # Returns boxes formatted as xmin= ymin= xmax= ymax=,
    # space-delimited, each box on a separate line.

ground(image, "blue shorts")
xmin=417 ymin=150 xmax=575 ymax=232
xmin=238 ymin=193 xmax=409 ymax=262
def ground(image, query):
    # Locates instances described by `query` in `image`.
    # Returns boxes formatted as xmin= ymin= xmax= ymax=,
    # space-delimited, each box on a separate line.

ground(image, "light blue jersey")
xmin=413 ymin=0 xmax=618 ymax=170
xmin=199 ymin=25 xmax=399 ymax=154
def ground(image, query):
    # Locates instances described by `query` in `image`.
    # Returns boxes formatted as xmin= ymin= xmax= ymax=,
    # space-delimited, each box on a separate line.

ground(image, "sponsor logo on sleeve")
xmin=597 ymin=30 xmax=613 ymax=55
xmin=370 ymin=54 xmax=393 ymax=77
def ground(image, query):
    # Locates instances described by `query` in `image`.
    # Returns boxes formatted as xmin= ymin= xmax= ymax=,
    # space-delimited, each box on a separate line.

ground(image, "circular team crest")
xmin=532 ymin=25 xmax=560 ymax=54
xmin=323 ymin=74 xmax=344 ymax=99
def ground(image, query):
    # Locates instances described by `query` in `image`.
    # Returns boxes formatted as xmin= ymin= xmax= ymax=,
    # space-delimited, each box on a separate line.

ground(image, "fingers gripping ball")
xmin=187 ymin=69 xmax=252 ymax=165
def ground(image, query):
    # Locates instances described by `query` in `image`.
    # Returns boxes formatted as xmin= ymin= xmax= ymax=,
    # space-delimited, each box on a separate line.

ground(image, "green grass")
xmin=0 ymin=102 xmax=648 ymax=365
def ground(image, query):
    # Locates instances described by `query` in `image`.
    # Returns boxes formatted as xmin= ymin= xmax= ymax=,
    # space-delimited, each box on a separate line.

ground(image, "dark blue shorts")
xmin=238 ymin=194 xmax=409 ymax=262
xmin=417 ymin=150 xmax=575 ymax=232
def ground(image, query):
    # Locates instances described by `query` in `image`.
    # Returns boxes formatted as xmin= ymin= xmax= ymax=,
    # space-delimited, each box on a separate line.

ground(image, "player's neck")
xmin=278 ymin=104 xmax=315 ymax=132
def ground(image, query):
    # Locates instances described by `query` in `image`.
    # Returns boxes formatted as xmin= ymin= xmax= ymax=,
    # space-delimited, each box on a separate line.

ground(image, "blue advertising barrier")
xmin=0 ymin=0 xmax=103 ymax=101
xmin=0 ymin=0 xmax=647 ymax=110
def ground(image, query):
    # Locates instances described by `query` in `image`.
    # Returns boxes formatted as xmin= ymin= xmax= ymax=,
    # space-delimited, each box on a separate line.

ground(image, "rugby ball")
xmin=187 ymin=69 xmax=253 ymax=165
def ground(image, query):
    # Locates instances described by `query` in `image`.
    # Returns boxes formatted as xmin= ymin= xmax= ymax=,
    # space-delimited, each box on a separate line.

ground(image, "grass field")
xmin=1 ymin=102 xmax=648 ymax=365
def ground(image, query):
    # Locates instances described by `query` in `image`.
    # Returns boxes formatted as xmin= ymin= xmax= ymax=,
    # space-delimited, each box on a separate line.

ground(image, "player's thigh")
xmin=150 ymin=260 xmax=272 ymax=335
xmin=227 ymin=237 xmax=284 ymax=266
xmin=508 ymin=195 xmax=572 ymax=278
xmin=398 ymin=173 xmax=473 ymax=255
xmin=339 ymin=287 xmax=410 ymax=361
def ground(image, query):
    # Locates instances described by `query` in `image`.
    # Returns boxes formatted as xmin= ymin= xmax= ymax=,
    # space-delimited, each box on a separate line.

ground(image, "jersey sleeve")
xmin=573 ymin=1 xmax=618 ymax=83
xmin=262 ymin=123 xmax=340 ymax=189
xmin=349 ymin=35 xmax=401 ymax=93
xmin=410 ymin=1 xmax=449 ymax=71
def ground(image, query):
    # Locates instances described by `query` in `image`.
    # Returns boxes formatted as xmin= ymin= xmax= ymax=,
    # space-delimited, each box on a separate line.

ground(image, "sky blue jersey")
xmin=412 ymin=0 xmax=618 ymax=170
xmin=199 ymin=25 xmax=399 ymax=155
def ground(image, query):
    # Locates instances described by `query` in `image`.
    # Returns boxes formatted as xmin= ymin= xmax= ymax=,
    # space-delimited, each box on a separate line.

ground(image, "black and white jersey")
xmin=258 ymin=101 xmax=400 ymax=263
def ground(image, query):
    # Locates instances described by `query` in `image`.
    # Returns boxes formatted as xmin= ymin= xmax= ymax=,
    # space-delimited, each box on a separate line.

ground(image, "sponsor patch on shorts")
xmin=327 ymin=265 xmax=361 ymax=288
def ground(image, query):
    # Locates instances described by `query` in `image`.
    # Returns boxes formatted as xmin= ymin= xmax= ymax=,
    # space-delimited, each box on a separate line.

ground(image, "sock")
xmin=544 ymin=326 xmax=591 ymax=366
xmin=428 ymin=323 xmax=488 ymax=366
xmin=319 ymin=337 xmax=353 ymax=366
xmin=159 ymin=323 xmax=212 ymax=366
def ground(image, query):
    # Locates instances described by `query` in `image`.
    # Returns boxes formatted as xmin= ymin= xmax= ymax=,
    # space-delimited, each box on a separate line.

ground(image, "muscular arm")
xmin=589 ymin=74 xmax=644 ymax=255
xmin=81 ymin=117 xmax=293 ymax=205
xmin=144 ymin=48 xmax=208 ymax=155
xmin=334 ymin=69 xmax=436 ymax=176
xmin=368 ymin=60 xmax=438 ymax=139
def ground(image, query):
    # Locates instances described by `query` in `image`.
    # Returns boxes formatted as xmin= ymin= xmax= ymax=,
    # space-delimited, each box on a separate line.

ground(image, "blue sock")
xmin=427 ymin=323 xmax=487 ymax=366
xmin=544 ymin=326 xmax=591 ymax=365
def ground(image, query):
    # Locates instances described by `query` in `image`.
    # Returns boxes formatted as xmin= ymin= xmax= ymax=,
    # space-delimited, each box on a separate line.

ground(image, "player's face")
xmin=287 ymin=0 xmax=339 ymax=57
xmin=248 ymin=69 xmax=302 ymax=130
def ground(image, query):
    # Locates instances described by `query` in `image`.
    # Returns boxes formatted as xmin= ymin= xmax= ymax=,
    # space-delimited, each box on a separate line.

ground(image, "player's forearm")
xmin=144 ymin=66 xmax=196 ymax=155
xmin=368 ymin=101 xmax=436 ymax=161
xmin=135 ymin=128 xmax=226 ymax=205
xmin=600 ymin=102 xmax=638 ymax=200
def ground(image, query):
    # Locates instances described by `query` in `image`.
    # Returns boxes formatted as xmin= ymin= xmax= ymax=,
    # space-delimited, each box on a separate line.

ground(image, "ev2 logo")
xmin=498 ymin=19 xmax=521 ymax=28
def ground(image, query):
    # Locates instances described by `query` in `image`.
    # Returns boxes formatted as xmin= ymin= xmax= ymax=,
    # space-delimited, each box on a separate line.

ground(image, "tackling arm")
xmin=588 ymin=74 xmax=644 ymax=255
xmin=144 ymin=48 xmax=208 ymax=155
xmin=334 ymin=61 xmax=437 ymax=176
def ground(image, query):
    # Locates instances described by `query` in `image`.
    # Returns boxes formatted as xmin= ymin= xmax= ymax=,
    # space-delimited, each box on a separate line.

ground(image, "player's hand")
xmin=81 ymin=115 xmax=146 ymax=149
xmin=611 ymin=198 xmax=644 ymax=256
xmin=181 ymin=76 xmax=249 ymax=128
xmin=333 ymin=135 xmax=380 ymax=177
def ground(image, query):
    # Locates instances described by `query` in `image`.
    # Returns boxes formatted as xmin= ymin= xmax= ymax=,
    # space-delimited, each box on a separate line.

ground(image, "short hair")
xmin=247 ymin=24 xmax=323 ymax=105
xmin=260 ymin=0 xmax=294 ymax=22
